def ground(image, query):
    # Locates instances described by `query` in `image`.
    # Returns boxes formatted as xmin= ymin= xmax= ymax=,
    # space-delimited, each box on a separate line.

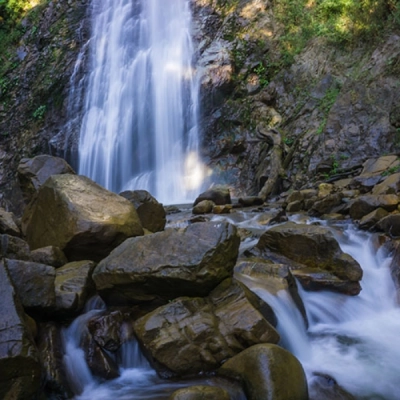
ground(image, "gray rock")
xmin=0 ymin=261 xmax=41 ymax=399
xmin=30 ymin=245 xmax=68 ymax=268
xmin=119 ymin=190 xmax=166 ymax=232
xmin=55 ymin=261 xmax=96 ymax=315
xmin=17 ymin=155 xmax=75 ymax=204
xmin=0 ymin=234 xmax=31 ymax=261
xmin=5 ymin=259 xmax=56 ymax=312
xmin=93 ymin=221 xmax=240 ymax=305
xmin=0 ymin=207 xmax=20 ymax=236
xmin=194 ymin=185 xmax=231 ymax=206
xmin=134 ymin=279 xmax=279 ymax=376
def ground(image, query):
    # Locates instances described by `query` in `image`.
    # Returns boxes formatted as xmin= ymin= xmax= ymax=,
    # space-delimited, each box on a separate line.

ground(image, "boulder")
xmin=169 ymin=386 xmax=231 ymax=400
xmin=0 ymin=207 xmax=20 ymax=236
xmin=361 ymin=155 xmax=399 ymax=175
xmin=212 ymin=204 xmax=233 ymax=214
xmin=286 ymin=200 xmax=304 ymax=213
xmin=134 ymin=279 xmax=279 ymax=376
xmin=193 ymin=185 xmax=231 ymax=206
xmin=292 ymin=268 xmax=361 ymax=295
xmin=309 ymin=192 xmax=344 ymax=216
xmin=218 ymin=344 xmax=308 ymax=400
xmin=286 ymin=191 xmax=304 ymax=203
xmin=309 ymin=373 xmax=356 ymax=400
xmin=87 ymin=310 xmax=135 ymax=352
xmin=0 ymin=261 xmax=41 ymax=399
xmin=5 ymin=259 xmax=56 ymax=313
xmin=256 ymin=222 xmax=363 ymax=283
xmin=82 ymin=333 xmax=120 ymax=380
xmin=17 ymin=155 xmax=75 ymax=203
xmin=119 ymin=190 xmax=166 ymax=232
xmin=37 ymin=323 xmax=72 ymax=399
xmin=30 ymin=245 xmax=68 ymax=268
xmin=317 ymin=183 xmax=334 ymax=198
xmin=372 ymin=172 xmax=400 ymax=195
xmin=359 ymin=208 xmax=389 ymax=230
xmin=348 ymin=175 xmax=383 ymax=193
xmin=192 ymin=200 xmax=214 ymax=214
xmin=349 ymin=194 xmax=399 ymax=220
xmin=0 ymin=234 xmax=31 ymax=261
xmin=22 ymin=174 xmax=144 ymax=261
xmin=235 ymin=259 xmax=306 ymax=321
xmin=93 ymin=221 xmax=240 ymax=305
xmin=55 ymin=261 xmax=96 ymax=316
xmin=376 ymin=213 xmax=400 ymax=237
xmin=238 ymin=197 xmax=264 ymax=207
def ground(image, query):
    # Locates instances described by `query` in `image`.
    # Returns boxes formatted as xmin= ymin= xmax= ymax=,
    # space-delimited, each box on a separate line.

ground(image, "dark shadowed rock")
xmin=120 ymin=190 xmax=166 ymax=232
xmin=169 ymin=386 xmax=231 ymax=400
xmin=218 ymin=344 xmax=308 ymax=400
xmin=238 ymin=197 xmax=264 ymax=207
xmin=5 ymin=259 xmax=56 ymax=313
xmin=55 ymin=261 xmax=96 ymax=316
xmin=0 ymin=234 xmax=31 ymax=261
xmin=37 ymin=323 xmax=72 ymax=399
xmin=0 ymin=262 xmax=41 ymax=399
xmin=30 ymin=245 xmax=68 ymax=268
xmin=22 ymin=174 xmax=144 ymax=261
xmin=93 ymin=221 xmax=240 ymax=305
xmin=193 ymin=185 xmax=231 ymax=206
xmin=17 ymin=155 xmax=75 ymax=204
xmin=309 ymin=192 xmax=344 ymax=216
xmin=376 ymin=213 xmax=400 ymax=237
xmin=134 ymin=279 xmax=279 ymax=376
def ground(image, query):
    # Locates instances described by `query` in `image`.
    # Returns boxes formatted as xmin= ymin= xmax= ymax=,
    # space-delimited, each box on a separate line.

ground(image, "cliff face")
xmin=0 ymin=0 xmax=89 ymax=213
xmin=1 ymin=0 xmax=400 ymax=211
xmin=193 ymin=0 xmax=400 ymax=198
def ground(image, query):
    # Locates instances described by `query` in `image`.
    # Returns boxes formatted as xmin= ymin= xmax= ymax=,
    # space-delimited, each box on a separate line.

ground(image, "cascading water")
xmin=239 ymin=220 xmax=400 ymax=400
xmin=78 ymin=0 xmax=205 ymax=204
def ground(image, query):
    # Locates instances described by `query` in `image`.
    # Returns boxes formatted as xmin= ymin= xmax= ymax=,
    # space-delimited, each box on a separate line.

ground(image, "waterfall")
xmin=240 ymin=223 xmax=400 ymax=400
xmin=78 ymin=0 xmax=205 ymax=204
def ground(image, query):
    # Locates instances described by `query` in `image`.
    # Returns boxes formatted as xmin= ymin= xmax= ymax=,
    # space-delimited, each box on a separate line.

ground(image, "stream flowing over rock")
xmin=93 ymin=221 xmax=240 ymax=305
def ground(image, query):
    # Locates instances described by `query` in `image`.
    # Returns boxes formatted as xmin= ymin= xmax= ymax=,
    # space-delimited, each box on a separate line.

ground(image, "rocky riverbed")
xmin=1 ymin=154 xmax=400 ymax=399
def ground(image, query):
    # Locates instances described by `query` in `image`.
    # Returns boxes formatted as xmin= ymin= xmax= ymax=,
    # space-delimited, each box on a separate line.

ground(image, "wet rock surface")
xmin=93 ymin=221 xmax=240 ymax=305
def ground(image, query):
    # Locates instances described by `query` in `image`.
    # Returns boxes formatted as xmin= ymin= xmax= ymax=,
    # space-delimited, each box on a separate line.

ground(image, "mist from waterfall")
xmin=78 ymin=0 xmax=205 ymax=204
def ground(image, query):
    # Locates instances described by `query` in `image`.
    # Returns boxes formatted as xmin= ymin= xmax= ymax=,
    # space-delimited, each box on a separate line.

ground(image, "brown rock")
xmin=169 ymin=386 xmax=231 ymax=400
xmin=93 ymin=221 xmax=240 ymax=305
xmin=192 ymin=199 xmax=214 ymax=214
xmin=194 ymin=185 xmax=231 ymax=206
xmin=0 ymin=207 xmax=20 ymax=236
xmin=349 ymin=194 xmax=399 ymax=220
xmin=30 ymin=246 xmax=68 ymax=268
xmin=359 ymin=208 xmax=389 ymax=230
xmin=372 ymin=172 xmax=400 ymax=195
xmin=218 ymin=344 xmax=308 ymax=400
xmin=22 ymin=174 xmax=144 ymax=261
xmin=119 ymin=190 xmax=166 ymax=232
xmin=376 ymin=213 xmax=400 ymax=237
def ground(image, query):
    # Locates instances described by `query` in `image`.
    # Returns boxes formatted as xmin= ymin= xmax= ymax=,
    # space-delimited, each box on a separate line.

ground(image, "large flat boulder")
xmin=349 ymin=194 xmax=399 ymax=220
xmin=92 ymin=221 xmax=240 ymax=305
xmin=256 ymin=222 xmax=362 ymax=283
xmin=134 ymin=279 xmax=279 ymax=376
xmin=22 ymin=174 xmax=144 ymax=261
xmin=218 ymin=344 xmax=308 ymax=400
xmin=0 ymin=262 xmax=41 ymax=399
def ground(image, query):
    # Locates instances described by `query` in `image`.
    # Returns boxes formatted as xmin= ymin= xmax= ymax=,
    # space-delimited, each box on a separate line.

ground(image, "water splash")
xmin=78 ymin=0 xmax=205 ymax=204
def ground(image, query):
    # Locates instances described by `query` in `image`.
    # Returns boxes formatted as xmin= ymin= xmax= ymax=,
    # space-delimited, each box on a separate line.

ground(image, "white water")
xmin=78 ymin=0 xmax=205 ymax=203
xmin=241 ymin=223 xmax=400 ymax=399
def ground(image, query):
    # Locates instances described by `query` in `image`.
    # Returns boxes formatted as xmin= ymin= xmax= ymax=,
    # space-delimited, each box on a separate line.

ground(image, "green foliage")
xmin=382 ymin=163 xmax=400 ymax=176
xmin=254 ymin=63 xmax=269 ymax=88
xmin=273 ymin=0 xmax=400 ymax=66
xmin=32 ymin=104 xmax=46 ymax=120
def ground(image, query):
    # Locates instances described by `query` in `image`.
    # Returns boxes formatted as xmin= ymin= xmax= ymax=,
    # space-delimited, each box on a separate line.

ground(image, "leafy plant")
xmin=32 ymin=104 xmax=46 ymax=120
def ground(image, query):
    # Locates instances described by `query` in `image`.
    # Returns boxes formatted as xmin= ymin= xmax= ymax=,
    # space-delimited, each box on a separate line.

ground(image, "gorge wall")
xmin=0 ymin=0 xmax=399 ymax=212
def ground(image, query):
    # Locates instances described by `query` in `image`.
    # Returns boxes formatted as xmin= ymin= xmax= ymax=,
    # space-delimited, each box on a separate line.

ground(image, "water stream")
xmin=61 ymin=212 xmax=400 ymax=399
xmin=78 ymin=0 xmax=205 ymax=204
